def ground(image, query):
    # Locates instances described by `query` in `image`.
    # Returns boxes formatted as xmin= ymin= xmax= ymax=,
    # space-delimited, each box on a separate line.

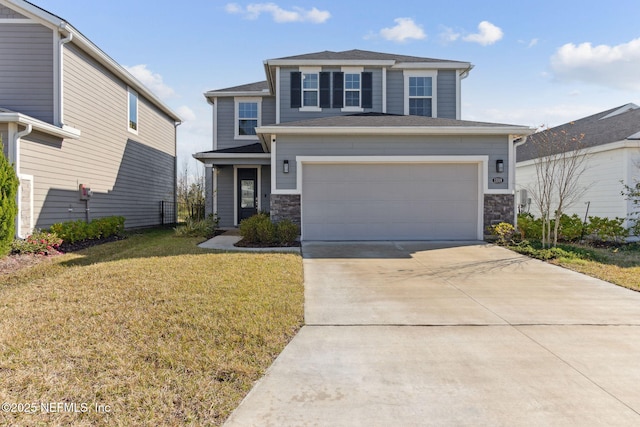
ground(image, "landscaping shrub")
xmin=240 ymin=213 xmax=300 ymax=245
xmin=11 ymin=229 xmax=62 ymax=255
xmin=517 ymin=213 xmax=542 ymax=240
xmin=489 ymin=222 xmax=515 ymax=245
xmin=174 ymin=214 xmax=219 ymax=238
xmin=587 ymin=216 xmax=628 ymax=242
xmin=276 ymin=219 xmax=299 ymax=245
xmin=50 ymin=216 xmax=125 ymax=244
xmin=0 ymin=140 xmax=19 ymax=257
xmin=557 ymin=214 xmax=585 ymax=242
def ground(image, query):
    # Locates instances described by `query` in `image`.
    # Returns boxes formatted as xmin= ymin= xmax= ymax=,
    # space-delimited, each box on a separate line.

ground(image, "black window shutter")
xmin=319 ymin=72 xmax=331 ymax=108
xmin=290 ymin=72 xmax=301 ymax=108
xmin=332 ymin=72 xmax=344 ymax=108
xmin=362 ymin=72 xmax=373 ymax=109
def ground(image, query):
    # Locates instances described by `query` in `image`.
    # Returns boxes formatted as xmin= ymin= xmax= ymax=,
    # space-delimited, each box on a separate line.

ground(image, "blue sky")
xmin=35 ymin=0 xmax=640 ymax=170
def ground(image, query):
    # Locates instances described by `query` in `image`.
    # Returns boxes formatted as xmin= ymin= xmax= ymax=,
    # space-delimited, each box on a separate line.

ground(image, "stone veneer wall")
xmin=484 ymin=194 xmax=514 ymax=231
xmin=270 ymin=194 xmax=301 ymax=226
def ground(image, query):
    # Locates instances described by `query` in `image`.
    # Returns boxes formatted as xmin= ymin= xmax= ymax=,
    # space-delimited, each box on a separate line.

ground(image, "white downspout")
xmin=513 ymin=135 xmax=529 ymax=227
xmin=58 ymin=26 xmax=73 ymax=127
xmin=14 ymin=124 xmax=32 ymax=238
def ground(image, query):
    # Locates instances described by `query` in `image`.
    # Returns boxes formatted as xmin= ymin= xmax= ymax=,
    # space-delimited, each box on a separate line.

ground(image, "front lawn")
xmin=510 ymin=241 xmax=640 ymax=291
xmin=0 ymin=228 xmax=304 ymax=426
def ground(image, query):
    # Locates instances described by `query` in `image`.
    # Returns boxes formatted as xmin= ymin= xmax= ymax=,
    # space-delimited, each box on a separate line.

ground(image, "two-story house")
xmin=194 ymin=50 xmax=534 ymax=241
xmin=0 ymin=0 xmax=181 ymax=237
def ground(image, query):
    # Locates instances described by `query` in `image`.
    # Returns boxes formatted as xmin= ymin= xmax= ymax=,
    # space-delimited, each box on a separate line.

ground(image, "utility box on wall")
xmin=79 ymin=184 xmax=92 ymax=201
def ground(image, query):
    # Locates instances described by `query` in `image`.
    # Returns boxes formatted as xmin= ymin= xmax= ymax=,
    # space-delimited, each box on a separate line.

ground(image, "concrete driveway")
xmin=224 ymin=242 xmax=640 ymax=426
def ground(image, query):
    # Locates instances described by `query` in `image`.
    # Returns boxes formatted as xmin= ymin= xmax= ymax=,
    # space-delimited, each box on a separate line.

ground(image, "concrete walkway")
xmin=198 ymin=229 xmax=300 ymax=253
xmin=224 ymin=241 xmax=640 ymax=426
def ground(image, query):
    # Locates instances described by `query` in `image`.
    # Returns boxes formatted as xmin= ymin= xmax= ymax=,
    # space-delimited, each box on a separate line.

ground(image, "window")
xmin=344 ymin=73 xmax=361 ymax=107
xmin=404 ymin=71 xmax=437 ymax=117
xmin=128 ymin=88 xmax=138 ymax=133
xmin=235 ymin=98 xmax=261 ymax=139
xmin=302 ymin=73 xmax=319 ymax=107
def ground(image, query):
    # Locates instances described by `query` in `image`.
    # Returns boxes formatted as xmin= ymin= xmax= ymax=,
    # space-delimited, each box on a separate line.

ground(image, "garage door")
xmin=302 ymin=163 xmax=480 ymax=240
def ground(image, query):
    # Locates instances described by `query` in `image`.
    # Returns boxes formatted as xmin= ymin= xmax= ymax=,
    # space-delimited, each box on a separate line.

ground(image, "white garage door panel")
xmin=302 ymin=163 xmax=480 ymax=241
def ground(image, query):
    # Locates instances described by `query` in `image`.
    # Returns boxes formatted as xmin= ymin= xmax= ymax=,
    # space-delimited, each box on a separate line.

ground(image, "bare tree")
xmin=525 ymin=124 xmax=590 ymax=247
xmin=177 ymin=160 xmax=205 ymax=220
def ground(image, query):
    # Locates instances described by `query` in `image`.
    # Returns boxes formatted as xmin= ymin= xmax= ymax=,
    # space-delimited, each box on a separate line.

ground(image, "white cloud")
xmin=225 ymin=2 xmax=330 ymax=23
xmin=528 ymin=38 xmax=538 ymax=48
xmin=439 ymin=26 xmax=460 ymax=43
xmin=462 ymin=21 xmax=503 ymax=46
xmin=379 ymin=18 xmax=426 ymax=43
xmin=176 ymin=105 xmax=197 ymax=123
xmin=124 ymin=64 xmax=175 ymax=99
xmin=550 ymin=38 xmax=640 ymax=91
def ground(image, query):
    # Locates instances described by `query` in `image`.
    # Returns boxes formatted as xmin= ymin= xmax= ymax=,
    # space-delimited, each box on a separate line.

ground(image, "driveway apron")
xmin=224 ymin=241 xmax=640 ymax=426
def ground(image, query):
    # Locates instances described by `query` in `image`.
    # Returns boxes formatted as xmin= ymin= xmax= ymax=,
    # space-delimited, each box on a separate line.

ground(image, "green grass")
xmin=510 ymin=240 xmax=640 ymax=291
xmin=0 ymin=228 xmax=304 ymax=426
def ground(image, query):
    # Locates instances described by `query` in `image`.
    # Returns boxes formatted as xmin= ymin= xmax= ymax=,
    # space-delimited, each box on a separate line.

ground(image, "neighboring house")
xmin=0 ymin=0 xmax=181 ymax=237
xmin=194 ymin=50 xmax=534 ymax=241
xmin=516 ymin=103 xmax=640 ymax=229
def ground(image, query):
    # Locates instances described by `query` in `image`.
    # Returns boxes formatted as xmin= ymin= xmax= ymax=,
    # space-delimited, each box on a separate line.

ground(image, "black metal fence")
xmin=161 ymin=201 xmax=205 ymax=225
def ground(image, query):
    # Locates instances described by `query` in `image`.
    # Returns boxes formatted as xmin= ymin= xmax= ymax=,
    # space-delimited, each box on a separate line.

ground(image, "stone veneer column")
xmin=484 ymin=194 xmax=515 ymax=232
xmin=270 ymin=194 xmax=301 ymax=226
xmin=204 ymin=164 xmax=214 ymax=217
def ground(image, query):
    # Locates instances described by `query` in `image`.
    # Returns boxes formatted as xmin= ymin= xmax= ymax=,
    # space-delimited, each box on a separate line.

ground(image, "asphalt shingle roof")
xmin=200 ymin=143 xmax=265 ymax=154
xmin=209 ymin=81 xmax=269 ymax=93
xmin=516 ymin=103 xmax=640 ymax=162
xmin=266 ymin=112 xmax=526 ymax=129
xmin=270 ymin=49 xmax=463 ymax=64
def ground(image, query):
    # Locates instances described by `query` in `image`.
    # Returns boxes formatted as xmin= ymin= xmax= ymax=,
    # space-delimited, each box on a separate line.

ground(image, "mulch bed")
xmin=1 ymin=236 xmax=127 ymax=276
xmin=234 ymin=239 xmax=301 ymax=248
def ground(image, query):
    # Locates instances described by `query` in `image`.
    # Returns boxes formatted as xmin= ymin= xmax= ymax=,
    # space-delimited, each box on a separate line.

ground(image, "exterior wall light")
xmin=496 ymin=159 xmax=504 ymax=173
xmin=283 ymin=159 xmax=289 ymax=173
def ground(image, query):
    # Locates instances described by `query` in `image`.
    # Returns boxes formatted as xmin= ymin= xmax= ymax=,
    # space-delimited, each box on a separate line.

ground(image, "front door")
xmin=237 ymin=168 xmax=258 ymax=223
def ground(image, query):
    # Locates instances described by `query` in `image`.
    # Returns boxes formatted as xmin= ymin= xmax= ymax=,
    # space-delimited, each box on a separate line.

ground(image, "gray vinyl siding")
xmin=275 ymin=134 xmax=509 ymax=190
xmin=0 ymin=124 xmax=7 ymax=157
xmin=437 ymin=70 xmax=457 ymax=119
xmin=0 ymin=23 xmax=54 ymax=123
xmin=386 ymin=70 xmax=404 ymax=115
xmin=19 ymin=43 xmax=177 ymax=230
xmin=0 ymin=5 xmax=28 ymax=18
xmin=215 ymin=97 xmax=235 ymax=150
xmin=215 ymin=165 xmax=234 ymax=227
xmin=215 ymin=96 xmax=274 ymax=150
xmin=279 ymin=67 xmax=383 ymax=123
xmin=260 ymin=165 xmax=271 ymax=213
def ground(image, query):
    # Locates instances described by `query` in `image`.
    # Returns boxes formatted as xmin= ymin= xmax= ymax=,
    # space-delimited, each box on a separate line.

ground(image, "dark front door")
xmin=237 ymin=168 xmax=258 ymax=223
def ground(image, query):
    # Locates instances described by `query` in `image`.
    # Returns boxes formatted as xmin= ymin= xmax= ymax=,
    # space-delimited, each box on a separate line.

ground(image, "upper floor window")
xmin=235 ymin=98 xmax=261 ymax=139
xmin=128 ymin=88 xmax=138 ymax=133
xmin=404 ymin=71 xmax=437 ymax=117
xmin=291 ymin=68 xmax=372 ymax=111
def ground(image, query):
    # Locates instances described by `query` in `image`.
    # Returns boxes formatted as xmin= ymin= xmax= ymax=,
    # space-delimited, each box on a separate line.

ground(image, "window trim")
xmin=127 ymin=87 xmax=138 ymax=134
xmin=403 ymin=70 xmax=437 ymax=117
xmin=299 ymin=67 xmax=322 ymax=112
xmin=341 ymin=66 xmax=364 ymax=113
xmin=234 ymin=97 xmax=262 ymax=140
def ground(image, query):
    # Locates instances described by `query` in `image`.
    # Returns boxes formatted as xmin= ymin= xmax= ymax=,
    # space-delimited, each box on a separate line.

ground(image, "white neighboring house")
xmin=516 ymin=103 xmax=640 ymax=231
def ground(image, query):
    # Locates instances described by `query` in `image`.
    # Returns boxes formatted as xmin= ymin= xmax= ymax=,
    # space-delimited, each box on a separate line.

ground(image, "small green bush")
xmin=558 ymin=214 xmax=585 ymax=242
xmin=240 ymin=213 xmax=299 ymax=245
xmin=276 ymin=219 xmax=299 ymax=244
xmin=587 ymin=216 xmax=628 ymax=242
xmin=517 ymin=213 xmax=542 ymax=240
xmin=0 ymin=139 xmax=19 ymax=257
xmin=50 ymin=216 xmax=125 ymax=244
xmin=489 ymin=222 xmax=515 ymax=245
xmin=11 ymin=229 xmax=62 ymax=255
xmin=174 ymin=214 xmax=219 ymax=238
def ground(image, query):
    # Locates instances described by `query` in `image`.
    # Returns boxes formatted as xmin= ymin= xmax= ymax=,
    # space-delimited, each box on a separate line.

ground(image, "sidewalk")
xmin=198 ymin=229 xmax=301 ymax=253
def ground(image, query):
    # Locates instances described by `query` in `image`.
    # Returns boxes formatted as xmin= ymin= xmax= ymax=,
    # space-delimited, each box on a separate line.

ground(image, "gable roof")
xmin=270 ymin=49 xmax=461 ymax=64
xmin=3 ymin=0 xmax=181 ymax=123
xmin=516 ymin=103 xmax=640 ymax=162
xmin=262 ymin=49 xmax=473 ymax=95
xmin=205 ymin=81 xmax=270 ymax=98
